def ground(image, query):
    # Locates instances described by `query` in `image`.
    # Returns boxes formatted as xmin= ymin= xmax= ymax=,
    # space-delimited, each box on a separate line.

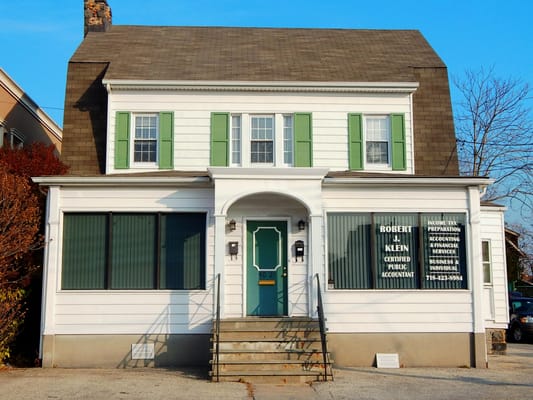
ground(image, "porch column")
xmin=40 ymin=186 xmax=60 ymax=366
xmin=214 ymin=214 xmax=226 ymax=318
xmin=468 ymin=186 xmax=487 ymax=368
xmin=309 ymin=214 xmax=324 ymax=318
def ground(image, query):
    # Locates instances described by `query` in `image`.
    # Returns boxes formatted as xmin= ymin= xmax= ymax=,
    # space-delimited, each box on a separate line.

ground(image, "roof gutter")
xmin=103 ymin=79 xmax=419 ymax=94
xmin=323 ymin=176 xmax=493 ymax=188
xmin=32 ymin=176 xmax=212 ymax=187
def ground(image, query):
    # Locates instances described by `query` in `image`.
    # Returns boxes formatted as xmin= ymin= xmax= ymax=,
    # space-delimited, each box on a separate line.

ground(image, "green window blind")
xmin=158 ymin=112 xmax=174 ymax=169
xmin=61 ymin=213 xmax=206 ymax=290
xmin=294 ymin=113 xmax=313 ymax=167
xmin=111 ymin=214 xmax=156 ymax=289
xmin=374 ymin=213 xmax=419 ymax=289
xmin=62 ymin=214 xmax=107 ymax=290
xmin=115 ymin=112 xmax=130 ymax=169
xmin=210 ymin=112 xmax=230 ymax=166
xmin=348 ymin=113 xmax=363 ymax=170
xmin=327 ymin=213 xmax=372 ymax=289
xmin=391 ymin=114 xmax=406 ymax=171
xmin=160 ymin=213 xmax=206 ymax=290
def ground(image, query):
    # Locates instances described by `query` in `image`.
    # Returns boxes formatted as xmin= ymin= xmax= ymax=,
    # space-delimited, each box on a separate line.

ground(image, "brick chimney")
xmin=84 ymin=0 xmax=112 ymax=37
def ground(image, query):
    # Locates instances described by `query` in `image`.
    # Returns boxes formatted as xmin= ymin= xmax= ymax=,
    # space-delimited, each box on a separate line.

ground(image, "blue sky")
xmin=1 ymin=1 xmax=531 ymax=126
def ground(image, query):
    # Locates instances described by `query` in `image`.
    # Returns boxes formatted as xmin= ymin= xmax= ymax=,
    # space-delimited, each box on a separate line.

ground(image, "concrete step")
xmin=215 ymin=329 xmax=321 ymax=341
xmin=213 ymin=359 xmax=330 ymax=373
xmin=216 ymin=317 xmax=319 ymax=331
xmin=213 ymin=349 xmax=325 ymax=362
xmin=210 ymin=317 xmax=333 ymax=383
xmin=217 ymin=339 xmax=322 ymax=352
xmin=210 ymin=369 xmax=329 ymax=384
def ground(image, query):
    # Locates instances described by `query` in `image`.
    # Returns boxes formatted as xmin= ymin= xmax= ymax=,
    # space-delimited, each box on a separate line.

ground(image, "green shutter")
xmin=210 ymin=112 xmax=229 ymax=166
xmin=115 ymin=112 xmax=130 ymax=169
xmin=391 ymin=113 xmax=406 ymax=171
xmin=294 ymin=113 xmax=313 ymax=167
xmin=348 ymin=113 xmax=363 ymax=170
xmin=159 ymin=112 xmax=174 ymax=169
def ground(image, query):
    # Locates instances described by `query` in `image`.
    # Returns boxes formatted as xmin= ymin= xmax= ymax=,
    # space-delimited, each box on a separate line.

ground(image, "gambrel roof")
xmin=62 ymin=26 xmax=458 ymax=176
xmin=72 ymin=26 xmax=445 ymax=82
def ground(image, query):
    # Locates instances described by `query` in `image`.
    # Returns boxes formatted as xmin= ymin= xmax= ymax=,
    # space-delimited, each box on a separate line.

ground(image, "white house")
xmin=34 ymin=0 xmax=508 ymax=375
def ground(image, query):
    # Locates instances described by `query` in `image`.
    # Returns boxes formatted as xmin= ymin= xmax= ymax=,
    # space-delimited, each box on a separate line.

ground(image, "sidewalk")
xmin=1 ymin=343 xmax=532 ymax=400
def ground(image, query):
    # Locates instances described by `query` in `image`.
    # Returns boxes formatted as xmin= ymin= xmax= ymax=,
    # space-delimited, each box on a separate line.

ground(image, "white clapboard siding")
xmin=323 ymin=291 xmax=473 ymax=333
xmin=480 ymin=207 xmax=509 ymax=328
xmin=106 ymin=90 xmax=413 ymax=174
xmin=323 ymin=186 xmax=469 ymax=212
xmin=53 ymin=292 xmax=213 ymax=335
xmin=60 ymin=187 xmax=214 ymax=211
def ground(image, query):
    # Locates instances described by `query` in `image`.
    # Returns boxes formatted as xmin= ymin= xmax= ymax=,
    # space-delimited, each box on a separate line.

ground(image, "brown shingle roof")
xmin=71 ymin=26 xmax=445 ymax=82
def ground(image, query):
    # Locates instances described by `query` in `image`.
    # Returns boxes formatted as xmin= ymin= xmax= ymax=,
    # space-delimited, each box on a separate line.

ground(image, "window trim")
xmin=482 ymin=239 xmax=492 ymax=285
xmin=363 ymin=114 xmax=391 ymax=170
xmin=131 ymin=113 xmax=159 ymax=168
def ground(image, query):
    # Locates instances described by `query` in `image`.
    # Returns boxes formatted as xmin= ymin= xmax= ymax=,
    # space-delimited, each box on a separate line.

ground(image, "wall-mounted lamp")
xmin=228 ymin=219 xmax=236 ymax=231
xmin=298 ymin=220 xmax=306 ymax=231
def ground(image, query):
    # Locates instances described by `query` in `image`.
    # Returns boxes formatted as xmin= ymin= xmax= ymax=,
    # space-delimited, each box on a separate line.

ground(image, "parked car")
xmin=508 ymin=293 xmax=533 ymax=342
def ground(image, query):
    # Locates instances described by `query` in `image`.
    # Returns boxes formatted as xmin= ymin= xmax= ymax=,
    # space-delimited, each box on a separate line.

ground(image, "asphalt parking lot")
xmin=1 ymin=343 xmax=532 ymax=400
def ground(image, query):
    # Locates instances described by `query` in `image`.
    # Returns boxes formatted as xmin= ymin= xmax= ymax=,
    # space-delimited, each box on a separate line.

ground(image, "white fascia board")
xmin=323 ymin=176 xmax=494 ymax=188
xmin=208 ymin=167 xmax=330 ymax=181
xmin=103 ymin=79 xmax=419 ymax=94
xmin=32 ymin=176 xmax=212 ymax=187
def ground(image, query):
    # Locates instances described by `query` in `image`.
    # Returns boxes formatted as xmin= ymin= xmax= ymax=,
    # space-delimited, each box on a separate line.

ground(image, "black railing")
xmin=214 ymin=273 xmax=221 ymax=382
xmin=315 ymin=273 xmax=333 ymax=381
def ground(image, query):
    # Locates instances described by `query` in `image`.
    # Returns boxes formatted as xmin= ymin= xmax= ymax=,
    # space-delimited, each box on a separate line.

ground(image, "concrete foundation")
xmin=41 ymin=334 xmax=211 ymax=368
xmin=42 ymin=331 xmax=488 ymax=369
xmin=328 ymin=332 xmax=488 ymax=368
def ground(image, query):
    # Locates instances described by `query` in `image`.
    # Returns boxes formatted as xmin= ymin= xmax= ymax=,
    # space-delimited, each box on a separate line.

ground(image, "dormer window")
xmin=250 ymin=115 xmax=275 ymax=164
xmin=365 ymin=116 xmax=390 ymax=167
xmin=133 ymin=114 xmax=158 ymax=164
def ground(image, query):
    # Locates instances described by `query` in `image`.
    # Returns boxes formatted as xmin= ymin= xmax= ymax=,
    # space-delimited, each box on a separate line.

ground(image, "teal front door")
xmin=246 ymin=220 xmax=288 ymax=316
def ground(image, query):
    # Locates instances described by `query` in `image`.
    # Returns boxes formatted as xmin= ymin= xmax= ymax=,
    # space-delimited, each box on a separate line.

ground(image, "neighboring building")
xmin=506 ymin=228 xmax=530 ymax=295
xmin=0 ymin=68 xmax=62 ymax=151
xmin=34 ymin=0 xmax=509 ymax=372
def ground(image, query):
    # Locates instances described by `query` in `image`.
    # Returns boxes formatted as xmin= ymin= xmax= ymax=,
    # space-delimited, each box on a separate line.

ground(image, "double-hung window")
xmin=211 ymin=112 xmax=312 ymax=168
xmin=250 ymin=115 xmax=275 ymax=164
xmin=365 ymin=116 xmax=390 ymax=166
xmin=133 ymin=114 xmax=158 ymax=164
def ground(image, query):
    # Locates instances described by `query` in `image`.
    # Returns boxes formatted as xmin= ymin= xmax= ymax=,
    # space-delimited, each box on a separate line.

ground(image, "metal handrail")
xmin=315 ymin=273 xmax=333 ymax=381
xmin=214 ymin=273 xmax=221 ymax=382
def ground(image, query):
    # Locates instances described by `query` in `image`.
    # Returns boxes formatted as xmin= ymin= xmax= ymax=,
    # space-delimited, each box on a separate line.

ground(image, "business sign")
xmin=373 ymin=213 xmax=467 ymax=290
xmin=421 ymin=213 xmax=467 ymax=289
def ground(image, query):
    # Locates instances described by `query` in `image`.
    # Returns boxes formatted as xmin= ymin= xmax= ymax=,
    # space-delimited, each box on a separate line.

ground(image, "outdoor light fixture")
xmin=298 ymin=220 xmax=306 ymax=231
xmin=228 ymin=219 xmax=236 ymax=231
